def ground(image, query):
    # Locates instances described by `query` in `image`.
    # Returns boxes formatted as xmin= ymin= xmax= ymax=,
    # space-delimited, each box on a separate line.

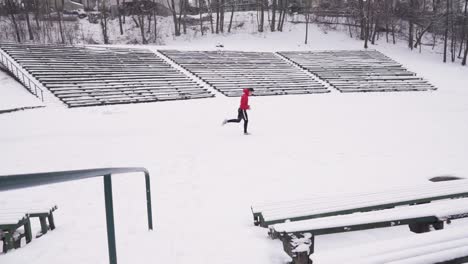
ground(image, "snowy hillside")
xmin=1 ymin=20 xmax=468 ymax=264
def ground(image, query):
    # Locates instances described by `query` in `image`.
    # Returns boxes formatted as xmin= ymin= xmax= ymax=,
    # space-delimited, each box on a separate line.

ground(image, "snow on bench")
xmin=252 ymin=179 xmax=468 ymax=227
xmin=159 ymin=50 xmax=330 ymax=97
xmin=268 ymin=198 xmax=468 ymax=263
xmin=0 ymin=43 xmax=214 ymax=107
xmin=0 ymin=204 xmax=57 ymax=253
xmin=311 ymin=225 xmax=468 ymax=264
xmin=279 ymin=50 xmax=436 ymax=93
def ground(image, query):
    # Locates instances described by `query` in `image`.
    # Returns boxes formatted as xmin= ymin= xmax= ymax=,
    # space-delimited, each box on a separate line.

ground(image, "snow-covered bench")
xmin=0 ymin=205 xmax=58 ymax=253
xmin=0 ymin=43 xmax=214 ymax=107
xmin=268 ymin=198 xmax=468 ymax=264
xmin=311 ymin=225 xmax=468 ymax=264
xmin=279 ymin=50 xmax=436 ymax=93
xmin=251 ymin=180 xmax=468 ymax=227
xmin=0 ymin=214 xmax=32 ymax=253
xmin=159 ymin=49 xmax=330 ymax=97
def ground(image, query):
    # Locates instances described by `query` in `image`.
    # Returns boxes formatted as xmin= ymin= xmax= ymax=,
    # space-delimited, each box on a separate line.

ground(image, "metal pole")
xmin=104 ymin=174 xmax=117 ymax=264
xmin=144 ymin=172 xmax=154 ymax=230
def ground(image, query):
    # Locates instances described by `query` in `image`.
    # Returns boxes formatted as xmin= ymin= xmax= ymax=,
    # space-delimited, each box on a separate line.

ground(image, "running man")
xmin=222 ymin=88 xmax=254 ymax=135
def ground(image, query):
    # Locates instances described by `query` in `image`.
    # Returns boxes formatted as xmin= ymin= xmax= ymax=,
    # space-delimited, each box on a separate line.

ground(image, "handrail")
xmin=0 ymin=167 xmax=153 ymax=264
xmin=0 ymin=48 xmax=45 ymax=101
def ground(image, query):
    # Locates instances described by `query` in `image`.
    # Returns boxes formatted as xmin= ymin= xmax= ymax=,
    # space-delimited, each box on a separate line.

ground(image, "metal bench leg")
xmin=1 ymin=235 xmax=8 ymax=253
xmin=13 ymin=232 xmax=23 ymax=249
xmin=2 ymin=231 xmax=13 ymax=253
xmin=38 ymin=216 xmax=48 ymax=236
xmin=47 ymin=212 xmax=56 ymax=230
xmin=433 ymin=221 xmax=444 ymax=230
xmin=409 ymin=222 xmax=431 ymax=233
xmin=24 ymin=219 xmax=33 ymax=243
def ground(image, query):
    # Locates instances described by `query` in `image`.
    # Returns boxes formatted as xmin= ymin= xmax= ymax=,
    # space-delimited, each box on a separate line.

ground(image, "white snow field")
xmin=1 ymin=22 xmax=468 ymax=264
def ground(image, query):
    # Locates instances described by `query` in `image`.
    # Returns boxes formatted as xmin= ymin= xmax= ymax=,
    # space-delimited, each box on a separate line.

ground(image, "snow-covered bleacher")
xmin=252 ymin=180 xmax=468 ymax=264
xmin=159 ymin=50 xmax=330 ymax=96
xmin=279 ymin=50 xmax=436 ymax=93
xmin=312 ymin=225 xmax=468 ymax=264
xmin=0 ymin=204 xmax=57 ymax=253
xmin=0 ymin=43 xmax=214 ymax=107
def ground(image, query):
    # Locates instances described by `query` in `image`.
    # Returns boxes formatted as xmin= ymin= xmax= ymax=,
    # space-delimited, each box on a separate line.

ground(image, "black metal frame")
xmin=0 ymin=167 xmax=153 ymax=264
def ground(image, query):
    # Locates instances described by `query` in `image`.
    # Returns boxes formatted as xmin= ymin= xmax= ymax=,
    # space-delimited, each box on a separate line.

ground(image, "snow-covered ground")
xmin=0 ymin=70 xmax=44 ymax=111
xmin=1 ymin=19 xmax=468 ymax=264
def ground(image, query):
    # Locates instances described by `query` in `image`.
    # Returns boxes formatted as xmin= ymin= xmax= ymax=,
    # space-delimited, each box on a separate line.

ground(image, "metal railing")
xmin=0 ymin=49 xmax=45 ymax=102
xmin=0 ymin=167 xmax=153 ymax=264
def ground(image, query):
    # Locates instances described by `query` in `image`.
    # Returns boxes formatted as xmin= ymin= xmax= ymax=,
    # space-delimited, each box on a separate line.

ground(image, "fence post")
xmin=144 ymin=172 xmax=153 ymax=230
xmin=104 ymin=174 xmax=117 ymax=264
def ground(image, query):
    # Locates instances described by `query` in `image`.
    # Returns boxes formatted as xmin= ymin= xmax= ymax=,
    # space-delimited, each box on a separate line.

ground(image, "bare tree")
xmin=215 ymin=0 xmax=220 ymax=33
xmin=99 ymin=0 xmax=110 ymax=44
xmin=443 ymin=0 xmax=449 ymax=62
xmin=364 ymin=0 xmax=371 ymax=48
xmin=458 ymin=0 xmax=468 ymax=58
xmin=116 ymin=0 xmax=124 ymax=35
xmin=304 ymin=0 xmax=312 ymax=44
xmin=220 ymin=0 xmax=225 ymax=32
xmin=154 ymin=0 xmax=158 ymax=40
xmin=205 ymin=0 xmax=215 ymax=33
xmin=228 ymin=0 xmax=235 ymax=32
xmin=278 ymin=0 xmax=287 ymax=31
xmin=271 ymin=0 xmax=277 ymax=31
xmin=463 ymin=35 xmax=468 ymax=65
xmin=198 ymin=0 xmax=205 ymax=35
xmin=6 ymin=0 xmax=21 ymax=42
xmin=257 ymin=0 xmax=264 ymax=32
xmin=167 ymin=0 xmax=181 ymax=36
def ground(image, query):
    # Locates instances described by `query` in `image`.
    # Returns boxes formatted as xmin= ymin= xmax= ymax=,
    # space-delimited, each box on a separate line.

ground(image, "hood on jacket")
xmin=243 ymin=88 xmax=254 ymax=94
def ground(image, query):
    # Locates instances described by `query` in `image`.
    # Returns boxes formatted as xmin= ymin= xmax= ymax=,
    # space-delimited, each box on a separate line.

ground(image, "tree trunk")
xmin=199 ymin=0 xmax=204 ymax=35
xmin=206 ymin=0 xmax=215 ymax=33
xmin=220 ymin=0 xmax=225 ymax=32
xmin=177 ymin=1 xmax=184 ymax=34
xmin=364 ymin=0 xmax=371 ymax=48
xmin=450 ymin=0 xmax=455 ymax=62
xmin=305 ymin=13 xmax=309 ymax=44
xmin=277 ymin=0 xmax=282 ymax=31
xmin=154 ymin=0 xmax=158 ymax=41
xmin=123 ymin=0 xmax=126 ymax=23
xmin=6 ymin=0 xmax=21 ymax=43
xmin=414 ymin=22 xmax=434 ymax=48
xmin=147 ymin=14 xmax=152 ymax=33
xmin=271 ymin=0 xmax=276 ymax=31
xmin=228 ymin=0 xmax=235 ymax=32
xmin=116 ymin=0 xmax=124 ymax=35
xmin=168 ymin=0 xmax=180 ymax=36
xmin=183 ymin=0 xmax=188 ymax=34
xmin=458 ymin=0 xmax=468 ymax=58
xmin=24 ymin=7 xmax=34 ymax=41
xmin=359 ymin=0 xmax=365 ymax=40
xmin=139 ymin=15 xmax=147 ymax=44
xmin=443 ymin=0 xmax=449 ymax=62
xmin=215 ymin=0 xmax=220 ymax=33
xmin=408 ymin=21 xmax=414 ymax=49
xmin=259 ymin=0 xmax=264 ymax=32
xmin=279 ymin=0 xmax=287 ymax=31
xmin=462 ymin=37 xmax=468 ymax=65
xmin=56 ymin=0 xmax=65 ymax=44
xmin=33 ymin=0 xmax=41 ymax=29
xmin=371 ymin=18 xmax=378 ymax=45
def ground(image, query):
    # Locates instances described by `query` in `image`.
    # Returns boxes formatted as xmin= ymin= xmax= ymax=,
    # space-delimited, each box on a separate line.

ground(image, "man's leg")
xmin=242 ymin=110 xmax=249 ymax=134
xmin=227 ymin=108 xmax=243 ymax=123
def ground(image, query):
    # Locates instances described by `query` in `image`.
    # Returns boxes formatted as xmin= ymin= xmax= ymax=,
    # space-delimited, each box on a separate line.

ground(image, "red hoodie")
xmin=240 ymin=89 xmax=250 ymax=110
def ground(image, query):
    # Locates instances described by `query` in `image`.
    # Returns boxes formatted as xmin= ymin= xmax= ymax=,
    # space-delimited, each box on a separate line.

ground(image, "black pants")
xmin=227 ymin=108 xmax=248 ymax=133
